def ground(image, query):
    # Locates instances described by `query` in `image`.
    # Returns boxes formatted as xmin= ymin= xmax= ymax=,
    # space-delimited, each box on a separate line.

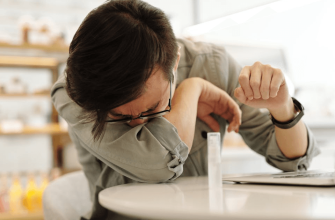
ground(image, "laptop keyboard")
xmin=273 ymin=172 xmax=335 ymax=178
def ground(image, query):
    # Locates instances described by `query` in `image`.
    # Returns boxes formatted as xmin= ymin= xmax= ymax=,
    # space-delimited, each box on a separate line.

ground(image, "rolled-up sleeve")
xmin=237 ymin=103 xmax=320 ymax=171
xmin=51 ymin=75 xmax=189 ymax=183
xmin=265 ymin=124 xmax=320 ymax=171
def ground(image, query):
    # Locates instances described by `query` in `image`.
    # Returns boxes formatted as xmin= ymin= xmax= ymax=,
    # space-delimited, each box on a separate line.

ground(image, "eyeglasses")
xmin=106 ymin=81 xmax=172 ymax=124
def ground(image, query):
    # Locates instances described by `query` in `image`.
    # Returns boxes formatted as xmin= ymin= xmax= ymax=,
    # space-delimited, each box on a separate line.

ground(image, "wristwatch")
xmin=270 ymin=97 xmax=304 ymax=129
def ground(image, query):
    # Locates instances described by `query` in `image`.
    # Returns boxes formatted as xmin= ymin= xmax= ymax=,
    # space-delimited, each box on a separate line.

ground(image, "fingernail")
xmin=248 ymin=96 xmax=253 ymax=100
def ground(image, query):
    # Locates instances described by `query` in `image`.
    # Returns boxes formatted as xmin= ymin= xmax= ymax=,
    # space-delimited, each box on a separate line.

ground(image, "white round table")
xmin=99 ymin=176 xmax=335 ymax=220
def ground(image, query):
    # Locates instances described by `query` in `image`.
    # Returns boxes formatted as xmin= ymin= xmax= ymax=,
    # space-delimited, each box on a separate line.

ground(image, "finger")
xmin=250 ymin=62 xmax=262 ymax=99
xmin=270 ymin=69 xmax=284 ymax=98
xmin=232 ymin=104 xmax=242 ymax=132
xmin=228 ymin=116 xmax=241 ymax=133
xmin=199 ymin=115 xmax=220 ymax=132
xmin=238 ymin=66 xmax=253 ymax=100
xmin=227 ymin=102 xmax=242 ymax=133
xmin=221 ymin=110 xmax=237 ymax=133
xmin=234 ymin=87 xmax=247 ymax=104
xmin=220 ymin=110 xmax=233 ymax=123
xmin=215 ymin=94 xmax=241 ymax=133
xmin=260 ymin=65 xmax=273 ymax=100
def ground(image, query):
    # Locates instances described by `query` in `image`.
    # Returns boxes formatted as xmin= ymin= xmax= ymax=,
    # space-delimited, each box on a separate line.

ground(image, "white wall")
xmin=144 ymin=0 xmax=194 ymax=37
xmin=183 ymin=0 xmax=335 ymax=136
xmin=197 ymin=0 xmax=279 ymax=23
xmin=184 ymin=0 xmax=335 ymax=87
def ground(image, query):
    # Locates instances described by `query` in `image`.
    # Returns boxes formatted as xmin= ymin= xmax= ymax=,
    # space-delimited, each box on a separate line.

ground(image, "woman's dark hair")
xmin=65 ymin=0 xmax=178 ymax=141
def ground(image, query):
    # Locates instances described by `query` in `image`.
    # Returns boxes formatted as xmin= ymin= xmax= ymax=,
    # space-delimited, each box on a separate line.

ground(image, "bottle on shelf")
xmin=23 ymin=172 xmax=39 ymax=212
xmin=4 ymin=77 xmax=27 ymax=95
xmin=9 ymin=173 xmax=24 ymax=214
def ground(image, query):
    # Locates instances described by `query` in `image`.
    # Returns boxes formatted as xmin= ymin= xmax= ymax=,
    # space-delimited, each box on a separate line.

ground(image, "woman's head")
xmin=65 ymin=0 xmax=178 ymax=140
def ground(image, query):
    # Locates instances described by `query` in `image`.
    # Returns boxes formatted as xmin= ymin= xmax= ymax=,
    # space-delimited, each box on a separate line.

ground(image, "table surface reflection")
xmin=99 ymin=176 xmax=335 ymax=220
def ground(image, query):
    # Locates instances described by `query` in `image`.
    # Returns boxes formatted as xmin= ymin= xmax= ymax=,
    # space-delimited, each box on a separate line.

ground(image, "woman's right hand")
xmin=196 ymin=78 xmax=241 ymax=133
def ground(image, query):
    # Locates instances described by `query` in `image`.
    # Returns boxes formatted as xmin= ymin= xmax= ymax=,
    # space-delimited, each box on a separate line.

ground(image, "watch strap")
xmin=271 ymin=97 xmax=304 ymax=129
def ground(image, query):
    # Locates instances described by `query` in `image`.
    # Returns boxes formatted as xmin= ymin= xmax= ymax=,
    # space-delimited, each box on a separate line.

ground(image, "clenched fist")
xmin=234 ymin=61 xmax=291 ymax=113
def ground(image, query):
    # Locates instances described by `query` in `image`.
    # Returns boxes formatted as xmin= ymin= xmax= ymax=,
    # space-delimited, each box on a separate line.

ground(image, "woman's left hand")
xmin=234 ymin=61 xmax=291 ymax=112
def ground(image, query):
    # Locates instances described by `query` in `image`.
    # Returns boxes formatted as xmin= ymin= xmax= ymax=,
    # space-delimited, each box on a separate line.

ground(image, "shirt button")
xmin=201 ymin=131 xmax=207 ymax=139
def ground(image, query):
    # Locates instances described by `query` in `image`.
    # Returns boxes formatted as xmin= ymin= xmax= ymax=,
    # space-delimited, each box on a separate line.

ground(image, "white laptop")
xmin=222 ymin=170 xmax=335 ymax=186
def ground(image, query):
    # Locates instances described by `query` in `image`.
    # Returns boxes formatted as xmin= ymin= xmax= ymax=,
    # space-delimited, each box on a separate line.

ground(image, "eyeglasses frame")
xmin=106 ymin=81 xmax=172 ymax=124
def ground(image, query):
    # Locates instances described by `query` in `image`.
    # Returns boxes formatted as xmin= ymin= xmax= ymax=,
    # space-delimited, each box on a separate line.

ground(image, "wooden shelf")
xmin=0 ymin=55 xmax=59 ymax=91
xmin=0 ymin=56 xmax=58 ymax=69
xmin=0 ymin=123 xmax=68 ymax=135
xmin=0 ymin=42 xmax=68 ymax=53
xmin=0 ymin=211 xmax=43 ymax=220
xmin=0 ymin=94 xmax=50 ymax=98
xmin=0 ymin=55 xmax=69 ymax=171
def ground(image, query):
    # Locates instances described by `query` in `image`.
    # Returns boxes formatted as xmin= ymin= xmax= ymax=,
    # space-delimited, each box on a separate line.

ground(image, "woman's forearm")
xmin=164 ymin=78 xmax=203 ymax=151
xmin=270 ymin=99 xmax=308 ymax=158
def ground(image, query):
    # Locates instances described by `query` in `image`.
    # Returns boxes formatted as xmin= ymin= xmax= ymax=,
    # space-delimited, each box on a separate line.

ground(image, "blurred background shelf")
xmin=0 ymin=42 xmax=68 ymax=53
xmin=0 ymin=43 xmax=69 ymax=64
xmin=0 ymin=55 xmax=69 ymax=169
xmin=0 ymin=56 xmax=59 ymax=84
xmin=0 ymin=56 xmax=59 ymax=69
xmin=0 ymin=123 xmax=68 ymax=135
xmin=0 ymin=94 xmax=50 ymax=98
xmin=0 ymin=212 xmax=44 ymax=220
xmin=0 ymin=212 xmax=43 ymax=220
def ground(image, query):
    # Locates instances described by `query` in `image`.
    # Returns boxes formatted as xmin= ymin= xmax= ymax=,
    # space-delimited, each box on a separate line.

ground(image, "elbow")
xmin=135 ymin=166 xmax=182 ymax=183
xmin=122 ymin=151 xmax=187 ymax=183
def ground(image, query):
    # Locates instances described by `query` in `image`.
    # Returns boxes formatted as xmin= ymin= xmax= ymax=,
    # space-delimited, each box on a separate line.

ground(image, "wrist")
xmin=268 ymin=99 xmax=296 ymax=122
xmin=269 ymin=97 xmax=305 ymax=129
